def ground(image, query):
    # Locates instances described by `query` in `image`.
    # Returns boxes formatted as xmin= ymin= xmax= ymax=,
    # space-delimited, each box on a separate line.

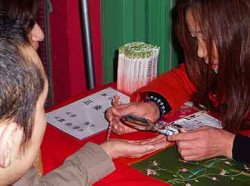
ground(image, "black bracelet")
xmin=144 ymin=92 xmax=172 ymax=118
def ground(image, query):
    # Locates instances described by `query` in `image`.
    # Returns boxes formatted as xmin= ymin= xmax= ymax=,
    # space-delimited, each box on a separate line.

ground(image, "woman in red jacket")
xmin=107 ymin=0 xmax=250 ymax=164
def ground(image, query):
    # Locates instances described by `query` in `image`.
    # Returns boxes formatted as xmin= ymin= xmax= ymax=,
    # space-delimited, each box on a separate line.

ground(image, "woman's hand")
xmin=167 ymin=127 xmax=235 ymax=161
xmin=105 ymin=101 xmax=160 ymax=134
xmin=101 ymin=135 xmax=170 ymax=159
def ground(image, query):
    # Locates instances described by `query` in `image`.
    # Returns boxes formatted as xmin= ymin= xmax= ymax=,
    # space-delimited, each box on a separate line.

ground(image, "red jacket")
xmin=132 ymin=63 xmax=250 ymax=126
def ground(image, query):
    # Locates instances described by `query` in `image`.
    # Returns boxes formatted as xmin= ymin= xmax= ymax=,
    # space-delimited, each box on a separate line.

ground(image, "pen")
xmin=106 ymin=96 xmax=120 ymax=140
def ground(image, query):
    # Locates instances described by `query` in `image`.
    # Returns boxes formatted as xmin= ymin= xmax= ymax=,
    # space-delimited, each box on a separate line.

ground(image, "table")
xmin=41 ymin=83 xmax=170 ymax=186
xmin=41 ymin=83 xmax=250 ymax=186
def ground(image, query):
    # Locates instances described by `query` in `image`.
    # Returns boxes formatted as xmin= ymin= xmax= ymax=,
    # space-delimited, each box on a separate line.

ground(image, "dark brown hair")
xmin=176 ymin=0 xmax=250 ymax=133
xmin=0 ymin=0 xmax=38 ymax=34
xmin=0 ymin=12 xmax=44 ymax=143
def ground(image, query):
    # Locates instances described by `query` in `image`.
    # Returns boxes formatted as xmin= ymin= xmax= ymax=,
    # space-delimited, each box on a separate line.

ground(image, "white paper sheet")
xmin=46 ymin=87 xmax=130 ymax=140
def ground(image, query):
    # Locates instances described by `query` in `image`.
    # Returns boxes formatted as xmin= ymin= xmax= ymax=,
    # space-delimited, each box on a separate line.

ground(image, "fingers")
xmin=113 ymin=102 xmax=135 ymax=110
xmin=112 ymin=123 xmax=131 ymax=134
xmin=130 ymin=140 xmax=170 ymax=158
xmin=112 ymin=95 xmax=120 ymax=107
xmin=178 ymin=148 xmax=216 ymax=161
xmin=107 ymin=101 xmax=157 ymax=124
xmin=167 ymin=129 xmax=201 ymax=141
xmin=107 ymin=136 xmax=170 ymax=158
xmin=139 ymin=134 xmax=166 ymax=144
xmin=107 ymin=104 xmax=141 ymax=134
xmin=118 ymin=142 xmax=157 ymax=158
xmin=179 ymin=128 xmax=187 ymax=133
xmin=132 ymin=136 xmax=170 ymax=157
xmin=168 ymin=126 xmax=219 ymax=141
xmin=111 ymin=123 xmax=123 ymax=134
xmin=175 ymin=133 xmax=206 ymax=147
xmin=106 ymin=101 xmax=158 ymax=135
xmin=122 ymin=135 xmax=166 ymax=145
xmin=105 ymin=103 xmax=133 ymax=121
xmin=111 ymin=120 xmax=137 ymax=134
xmin=173 ymin=127 xmax=225 ymax=161
xmin=153 ymin=140 xmax=171 ymax=150
xmin=105 ymin=108 xmax=112 ymax=121
xmin=111 ymin=105 xmax=135 ymax=116
xmin=128 ymin=144 xmax=158 ymax=158
xmin=111 ymin=102 xmax=152 ymax=117
xmin=135 ymin=144 xmax=156 ymax=154
xmin=105 ymin=104 xmax=138 ymax=133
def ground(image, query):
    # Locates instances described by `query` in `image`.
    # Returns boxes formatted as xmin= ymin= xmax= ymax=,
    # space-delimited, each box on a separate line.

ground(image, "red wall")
xmin=49 ymin=0 xmax=103 ymax=104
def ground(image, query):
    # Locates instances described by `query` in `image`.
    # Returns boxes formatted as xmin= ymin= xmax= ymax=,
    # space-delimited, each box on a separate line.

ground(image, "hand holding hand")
xmin=167 ymin=127 xmax=235 ymax=161
xmin=101 ymin=135 xmax=169 ymax=159
xmin=105 ymin=101 xmax=160 ymax=134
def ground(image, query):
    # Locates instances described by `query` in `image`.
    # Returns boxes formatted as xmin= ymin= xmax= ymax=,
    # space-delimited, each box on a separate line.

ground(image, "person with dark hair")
xmin=106 ymin=0 xmax=250 ymax=164
xmin=0 ymin=0 xmax=44 ymax=50
xmin=0 ymin=12 xmax=169 ymax=186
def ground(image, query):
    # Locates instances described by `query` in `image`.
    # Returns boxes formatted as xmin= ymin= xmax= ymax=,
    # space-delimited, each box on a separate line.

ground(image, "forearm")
xmin=42 ymin=143 xmax=115 ymax=185
xmin=28 ymin=143 xmax=115 ymax=186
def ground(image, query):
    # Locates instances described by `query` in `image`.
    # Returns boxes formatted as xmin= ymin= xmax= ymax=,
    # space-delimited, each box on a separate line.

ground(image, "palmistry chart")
xmin=46 ymin=87 xmax=130 ymax=139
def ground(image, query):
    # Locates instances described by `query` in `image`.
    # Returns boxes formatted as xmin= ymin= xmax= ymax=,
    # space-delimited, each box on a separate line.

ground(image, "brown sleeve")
xmin=14 ymin=143 xmax=115 ymax=186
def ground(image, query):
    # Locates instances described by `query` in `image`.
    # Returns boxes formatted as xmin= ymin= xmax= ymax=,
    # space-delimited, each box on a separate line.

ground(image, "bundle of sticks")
xmin=117 ymin=42 xmax=160 ymax=94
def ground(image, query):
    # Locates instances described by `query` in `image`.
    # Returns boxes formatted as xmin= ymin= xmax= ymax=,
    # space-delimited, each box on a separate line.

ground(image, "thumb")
xmin=179 ymin=128 xmax=188 ymax=133
xmin=111 ymin=107 xmax=124 ymax=117
xmin=139 ymin=144 xmax=155 ymax=153
xmin=112 ymin=106 xmax=134 ymax=117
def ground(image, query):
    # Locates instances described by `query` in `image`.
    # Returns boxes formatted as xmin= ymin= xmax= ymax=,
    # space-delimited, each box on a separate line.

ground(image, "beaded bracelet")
xmin=144 ymin=92 xmax=172 ymax=118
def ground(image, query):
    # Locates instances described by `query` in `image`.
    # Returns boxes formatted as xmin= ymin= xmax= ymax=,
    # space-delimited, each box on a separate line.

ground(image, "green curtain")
xmin=101 ymin=0 xmax=179 ymax=84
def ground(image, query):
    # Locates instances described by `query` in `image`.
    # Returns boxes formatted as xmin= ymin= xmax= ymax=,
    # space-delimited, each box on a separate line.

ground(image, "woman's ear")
xmin=0 ymin=122 xmax=18 ymax=168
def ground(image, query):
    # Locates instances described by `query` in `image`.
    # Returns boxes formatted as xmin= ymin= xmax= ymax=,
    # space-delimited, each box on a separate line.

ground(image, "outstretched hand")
xmin=105 ymin=101 xmax=160 ymax=134
xmin=101 ymin=135 xmax=170 ymax=159
xmin=167 ymin=127 xmax=235 ymax=161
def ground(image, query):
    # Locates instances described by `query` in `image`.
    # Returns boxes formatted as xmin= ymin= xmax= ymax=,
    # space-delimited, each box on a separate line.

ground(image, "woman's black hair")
xmin=0 ymin=0 xmax=38 ymax=34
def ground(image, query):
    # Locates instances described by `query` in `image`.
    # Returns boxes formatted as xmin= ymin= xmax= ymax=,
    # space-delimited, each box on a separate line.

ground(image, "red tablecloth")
xmin=41 ymin=83 xmax=250 ymax=186
xmin=41 ymin=83 xmax=170 ymax=186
